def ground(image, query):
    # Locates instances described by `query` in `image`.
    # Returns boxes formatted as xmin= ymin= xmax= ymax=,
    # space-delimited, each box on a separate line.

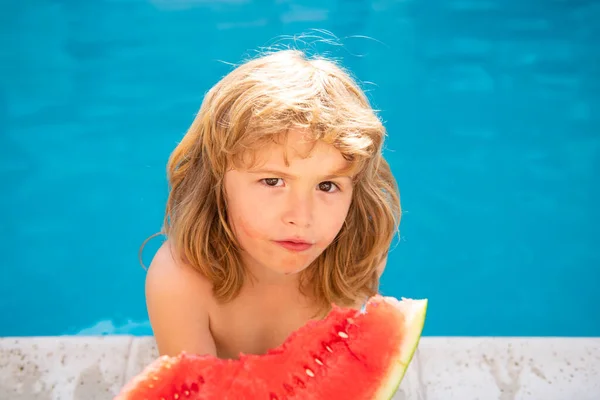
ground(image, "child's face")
xmin=224 ymin=129 xmax=354 ymax=280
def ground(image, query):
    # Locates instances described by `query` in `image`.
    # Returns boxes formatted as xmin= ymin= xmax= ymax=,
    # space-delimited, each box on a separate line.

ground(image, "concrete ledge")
xmin=418 ymin=337 xmax=599 ymax=400
xmin=1 ymin=336 xmax=598 ymax=399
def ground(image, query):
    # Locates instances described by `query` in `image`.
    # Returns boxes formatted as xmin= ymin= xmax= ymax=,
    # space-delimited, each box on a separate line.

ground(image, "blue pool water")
xmin=1 ymin=0 xmax=599 ymax=337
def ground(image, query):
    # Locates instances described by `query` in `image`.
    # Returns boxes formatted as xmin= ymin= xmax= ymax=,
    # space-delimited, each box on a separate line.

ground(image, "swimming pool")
xmin=1 ymin=0 xmax=598 ymax=338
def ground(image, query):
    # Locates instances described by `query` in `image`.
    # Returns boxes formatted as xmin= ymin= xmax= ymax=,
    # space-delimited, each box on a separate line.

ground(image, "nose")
xmin=282 ymin=191 xmax=313 ymax=228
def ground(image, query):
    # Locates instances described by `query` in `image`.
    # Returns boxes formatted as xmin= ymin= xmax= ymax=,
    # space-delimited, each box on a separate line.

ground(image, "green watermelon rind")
xmin=373 ymin=297 xmax=428 ymax=400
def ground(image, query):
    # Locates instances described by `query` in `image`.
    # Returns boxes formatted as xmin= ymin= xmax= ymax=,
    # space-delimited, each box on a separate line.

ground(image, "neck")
xmin=238 ymin=252 xmax=325 ymax=315
xmin=241 ymin=252 xmax=301 ymax=289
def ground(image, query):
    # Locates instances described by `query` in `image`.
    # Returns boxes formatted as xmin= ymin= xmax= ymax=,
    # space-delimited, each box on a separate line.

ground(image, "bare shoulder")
xmin=145 ymin=241 xmax=213 ymax=294
xmin=145 ymin=240 xmax=217 ymax=357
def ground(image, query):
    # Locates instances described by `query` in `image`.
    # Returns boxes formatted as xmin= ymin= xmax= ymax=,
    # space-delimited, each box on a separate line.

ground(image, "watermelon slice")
xmin=115 ymin=295 xmax=427 ymax=400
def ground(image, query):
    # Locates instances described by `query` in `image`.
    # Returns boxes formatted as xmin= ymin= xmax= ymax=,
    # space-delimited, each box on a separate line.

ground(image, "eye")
xmin=318 ymin=181 xmax=339 ymax=193
xmin=261 ymin=178 xmax=283 ymax=187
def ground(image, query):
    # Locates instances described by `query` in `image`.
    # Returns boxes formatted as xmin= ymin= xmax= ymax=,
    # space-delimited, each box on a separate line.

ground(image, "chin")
xmin=274 ymin=263 xmax=311 ymax=276
xmin=275 ymin=267 xmax=301 ymax=276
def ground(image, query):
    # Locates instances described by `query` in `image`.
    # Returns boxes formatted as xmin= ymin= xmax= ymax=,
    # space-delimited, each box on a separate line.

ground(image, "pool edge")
xmin=1 ymin=336 xmax=598 ymax=399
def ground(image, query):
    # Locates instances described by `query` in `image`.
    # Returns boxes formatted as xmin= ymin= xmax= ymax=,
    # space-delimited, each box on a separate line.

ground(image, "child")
xmin=144 ymin=48 xmax=401 ymax=359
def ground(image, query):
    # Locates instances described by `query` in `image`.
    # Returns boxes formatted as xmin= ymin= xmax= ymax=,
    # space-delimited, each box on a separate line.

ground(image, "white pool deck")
xmin=1 ymin=336 xmax=598 ymax=399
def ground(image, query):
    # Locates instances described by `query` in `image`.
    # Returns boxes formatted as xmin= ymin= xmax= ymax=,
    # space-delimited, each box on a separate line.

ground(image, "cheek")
xmin=236 ymin=215 xmax=264 ymax=241
xmin=318 ymin=200 xmax=352 ymax=244
xmin=228 ymin=200 xmax=268 ymax=244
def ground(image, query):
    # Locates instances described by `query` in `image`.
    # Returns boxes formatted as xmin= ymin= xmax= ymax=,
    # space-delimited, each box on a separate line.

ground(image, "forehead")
xmin=246 ymin=129 xmax=354 ymax=173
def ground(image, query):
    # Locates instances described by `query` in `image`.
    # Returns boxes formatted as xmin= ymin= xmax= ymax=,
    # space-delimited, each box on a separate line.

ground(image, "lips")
xmin=274 ymin=239 xmax=313 ymax=252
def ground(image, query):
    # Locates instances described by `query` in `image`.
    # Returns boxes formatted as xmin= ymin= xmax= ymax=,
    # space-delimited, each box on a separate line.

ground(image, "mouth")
xmin=274 ymin=239 xmax=314 ymax=252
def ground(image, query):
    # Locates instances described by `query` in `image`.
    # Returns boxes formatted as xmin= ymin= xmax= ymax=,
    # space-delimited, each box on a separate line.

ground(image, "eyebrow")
xmin=248 ymin=168 xmax=352 ymax=180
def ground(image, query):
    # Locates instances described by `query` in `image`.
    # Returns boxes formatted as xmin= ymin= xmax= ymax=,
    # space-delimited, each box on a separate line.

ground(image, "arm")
xmin=145 ymin=241 xmax=217 ymax=357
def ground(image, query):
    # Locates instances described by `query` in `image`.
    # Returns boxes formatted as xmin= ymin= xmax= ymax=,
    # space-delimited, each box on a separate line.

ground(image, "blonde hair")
xmin=147 ymin=49 xmax=400 ymax=309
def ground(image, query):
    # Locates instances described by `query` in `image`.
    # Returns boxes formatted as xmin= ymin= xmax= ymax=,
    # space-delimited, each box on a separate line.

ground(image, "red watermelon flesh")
xmin=115 ymin=295 xmax=427 ymax=400
xmin=117 ymin=353 xmax=241 ymax=399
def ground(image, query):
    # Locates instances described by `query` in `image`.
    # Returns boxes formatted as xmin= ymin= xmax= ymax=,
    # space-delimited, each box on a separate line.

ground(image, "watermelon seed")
xmin=322 ymin=342 xmax=334 ymax=353
xmin=305 ymin=368 xmax=315 ymax=378
xmin=338 ymin=331 xmax=349 ymax=339
xmin=314 ymin=357 xmax=323 ymax=366
xmin=174 ymin=394 xmax=179 ymax=399
xmin=181 ymin=383 xmax=190 ymax=397
xmin=293 ymin=376 xmax=306 ymax=388
xmin=283 ymin=383 xmax=295 ymax=395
